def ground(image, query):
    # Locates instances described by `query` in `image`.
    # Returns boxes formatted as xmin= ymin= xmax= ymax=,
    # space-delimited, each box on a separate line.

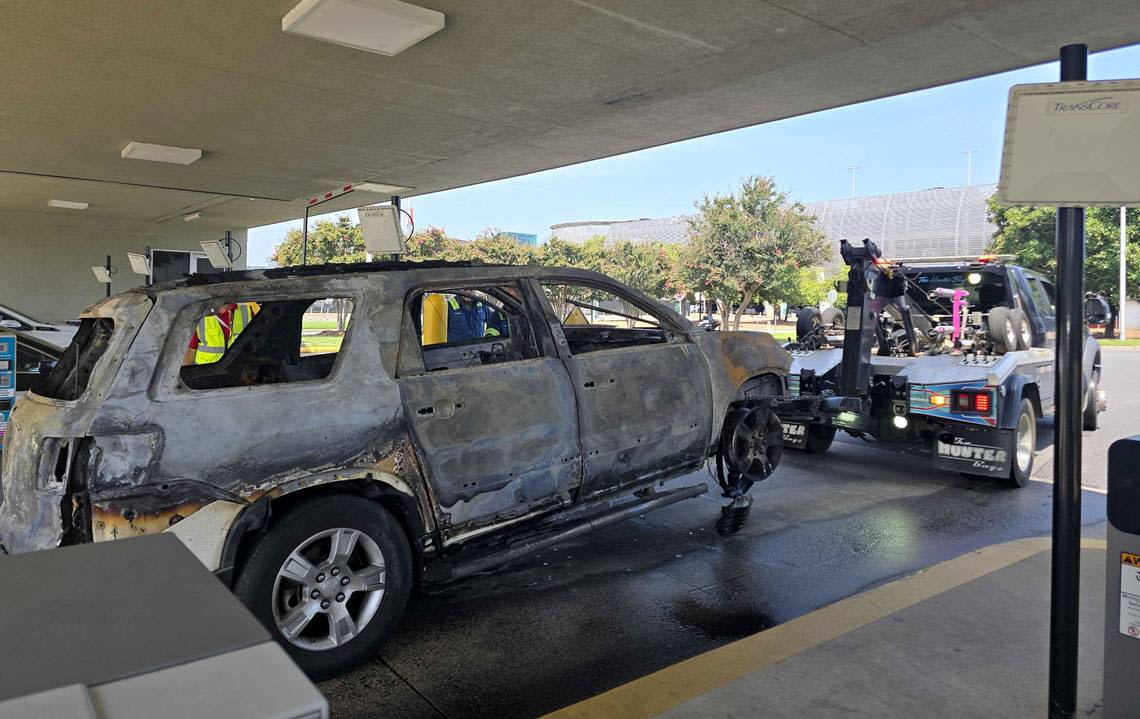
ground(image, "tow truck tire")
xmin=1083 ymin=355 xmax=1101 ymax=431
xmin=820 ymin=307 xmax=844 ymax=333
xmin=804 ymin=425 xmax=836 ymax=454
xmin=234 ymin=495 xmax=413 ymax=680
xmin=796 ymin=307 xmax=822 ymax=340
xmin=1009 ymin=398 xmax=1036 ymax=488
xmin=1008 ymin=309 xmax=1032 ymax=350
xmin=988 ymin=307 xmax=1016 ymax=354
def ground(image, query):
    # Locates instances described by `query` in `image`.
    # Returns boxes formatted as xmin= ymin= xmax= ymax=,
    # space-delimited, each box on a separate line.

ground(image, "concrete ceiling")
xmin=3 ymin=0 xmax=1140 ymax=229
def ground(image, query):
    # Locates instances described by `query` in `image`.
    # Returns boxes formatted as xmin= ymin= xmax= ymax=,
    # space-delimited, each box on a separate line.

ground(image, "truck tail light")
xmin=951 ymin=389 xmax=992 ymax=415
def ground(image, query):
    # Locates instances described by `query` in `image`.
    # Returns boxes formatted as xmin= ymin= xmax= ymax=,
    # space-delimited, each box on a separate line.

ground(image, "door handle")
xmin=418 ymin=399 xmax=457 ymax=419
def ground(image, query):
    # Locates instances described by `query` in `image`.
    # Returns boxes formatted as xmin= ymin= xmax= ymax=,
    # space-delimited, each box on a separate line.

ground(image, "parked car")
xmin=0 ymin=263 xmax=790 ymax=678
xmin=0 ymin=303 xmax=78 ymax=351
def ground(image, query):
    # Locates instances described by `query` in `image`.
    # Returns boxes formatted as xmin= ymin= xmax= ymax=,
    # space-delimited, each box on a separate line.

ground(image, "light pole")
xmin=1121 ymin=207 xmax=1128 ymax=339
xmin=848 ymin=166 xmax=861 ymax=198
xmin=963 ymin=150 xmax=977 ymax=186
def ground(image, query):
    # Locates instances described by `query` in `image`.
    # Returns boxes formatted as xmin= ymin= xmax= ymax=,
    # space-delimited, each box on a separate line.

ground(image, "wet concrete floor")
xmin=322 ymin=435 xmax=1110 ymax=718
xmin=323 ymin=350 xmax=1139 ymax=718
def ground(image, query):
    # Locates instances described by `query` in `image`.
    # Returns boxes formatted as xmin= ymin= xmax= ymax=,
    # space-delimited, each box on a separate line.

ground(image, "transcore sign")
xmin=998 ymin=79 xmax=1140 ymax=206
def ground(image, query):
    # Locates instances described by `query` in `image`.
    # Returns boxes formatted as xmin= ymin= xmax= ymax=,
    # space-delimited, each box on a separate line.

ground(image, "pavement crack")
xmin=379 ymin=657 xmax=449 ymax=719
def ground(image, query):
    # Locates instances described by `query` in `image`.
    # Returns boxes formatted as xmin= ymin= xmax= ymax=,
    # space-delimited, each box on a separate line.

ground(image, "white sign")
xmin=359 ymin=205 xmax=406 ymax=254
xmin=998 ymin=79 xmax=1140 ymax=206
xmin=1120 ymin=552 xmax=1140 ymax=639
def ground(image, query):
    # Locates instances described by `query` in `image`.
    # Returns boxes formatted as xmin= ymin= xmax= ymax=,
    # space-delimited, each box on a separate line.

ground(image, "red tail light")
xmin=950 ymin=389 xmax=992 ymax=415
xmin=974 ymin=392 xmax=990 ymax=413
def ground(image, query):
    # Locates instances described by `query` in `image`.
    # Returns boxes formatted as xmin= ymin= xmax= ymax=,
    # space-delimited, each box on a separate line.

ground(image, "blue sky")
xmin=247 ymin=44 xmax=1140 ymax=267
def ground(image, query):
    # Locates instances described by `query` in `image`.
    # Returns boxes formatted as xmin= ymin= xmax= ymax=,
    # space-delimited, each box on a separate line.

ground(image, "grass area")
xmin=1099 ymin=339 xmax=1140 ymax=346
xmin=300 ymin=335 xmax=344 ymax=353
xmin=302 ymin=319 xmax=340 ymax=330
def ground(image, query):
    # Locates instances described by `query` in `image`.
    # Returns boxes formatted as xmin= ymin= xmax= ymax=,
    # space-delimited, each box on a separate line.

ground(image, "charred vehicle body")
xmin=779 ymin=240 xmax=1104 ymax=485
xmin=0 ymin=262 xmax=789 ymax=678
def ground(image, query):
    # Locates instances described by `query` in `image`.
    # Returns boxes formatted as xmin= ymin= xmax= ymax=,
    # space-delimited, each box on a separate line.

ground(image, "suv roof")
xmin=183 ymin=260 xmax=506 ymax=287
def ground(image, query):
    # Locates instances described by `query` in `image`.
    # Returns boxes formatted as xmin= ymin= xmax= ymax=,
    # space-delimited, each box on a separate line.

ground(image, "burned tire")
xmin=988 ymin=307 xmax=1017 ymax=354
xmin=796 ymin=307 xmax=822 ymax=340
xmin=804 ymin=425 xmax=836 ymax=454
xmin=1008 ymin=308 xmax=1032 ymax=350
xmin=234 ymin=494 xmax=413 ymax=680
xmin=1009 ymin=398 xmax=1036 ymax=488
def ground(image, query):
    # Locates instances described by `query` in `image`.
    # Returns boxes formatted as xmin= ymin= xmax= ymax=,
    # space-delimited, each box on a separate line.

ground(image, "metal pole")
xmin=963 ymin=150 xmax=976 ymax=186
xmin=848 ymin=166 xmax=861 ymax=198
xmin=1121 ymin=207 xmax=1128 ymax=340
xmin=301 ymin=205 xmax=311 ymax=265
xmin=1048 ymin=42 xmax=1087 ymax=719
xmin=104 ymin=255 xmax=112 ymax=298
xmin=390 ymin=195 xmax=402 ymax=262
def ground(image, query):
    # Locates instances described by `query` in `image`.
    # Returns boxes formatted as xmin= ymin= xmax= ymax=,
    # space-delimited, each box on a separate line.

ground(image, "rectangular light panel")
xmin=47 ymin=199 xmax=88 ymax=210
xmin=121 ymin=141 xmax=203 ymax=165
xmin=282 ymin=0 xmax=444 ymax=56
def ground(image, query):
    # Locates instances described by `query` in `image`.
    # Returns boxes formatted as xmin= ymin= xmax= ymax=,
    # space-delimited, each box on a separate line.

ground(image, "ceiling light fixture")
xmin=121 ymin=141 xmax=203 ymax=165
xmin=355 ymin=181 xmax=413 ymax=194
xmin=282 ymin=0 xmax=444 ymax=56
xmin=48 ymin=199 xmax=89 ymax=210
xmin=184 ymin=212 xmax=201 ymax=222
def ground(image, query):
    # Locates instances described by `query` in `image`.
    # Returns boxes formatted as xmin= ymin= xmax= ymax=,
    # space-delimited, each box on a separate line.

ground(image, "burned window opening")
xmin=35 ymin=318 xmax=114 ymax=401
xmin=541 ymin=283 xmax=669 ymax=355
xmin=407 ymin=284 xmax=540 ymax=372
xmin=179 ymin=298 xmax=353 ymax=390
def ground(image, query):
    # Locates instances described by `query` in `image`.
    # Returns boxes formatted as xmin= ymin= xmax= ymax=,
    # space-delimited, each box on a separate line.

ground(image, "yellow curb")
xmin=543 ymin=536 xmax=1105 ymax=719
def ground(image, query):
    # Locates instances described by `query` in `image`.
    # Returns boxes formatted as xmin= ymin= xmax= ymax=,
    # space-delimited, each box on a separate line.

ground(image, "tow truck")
xmin=775 ymin=239 xmax=1105 ymax=486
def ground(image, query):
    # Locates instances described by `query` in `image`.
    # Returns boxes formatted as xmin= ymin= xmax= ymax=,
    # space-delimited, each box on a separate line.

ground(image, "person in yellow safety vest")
xmin=183 ymin=302 xmax=257 ymax=365
xmin=446 ymin=295 xmax=486 ymax=342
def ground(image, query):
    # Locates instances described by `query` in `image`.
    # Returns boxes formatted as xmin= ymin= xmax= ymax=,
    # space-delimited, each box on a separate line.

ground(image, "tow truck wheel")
xmin=234 ymin=494 xmax=413 ymax=680
xmin=796 ymin=307 xmax=822 ymax=340
xmin=988 ymin=308 xmax=1017 ymax=354
xmin=1009 ymin=398 xmax=1036 ymax=488
xmin=1083 ymin=354 xmax=1101 ymax=431
xmin=804 ymin=425 xmax=836 ymax=453
xmin=1008 ymin=309 xmax=1032 ymax=350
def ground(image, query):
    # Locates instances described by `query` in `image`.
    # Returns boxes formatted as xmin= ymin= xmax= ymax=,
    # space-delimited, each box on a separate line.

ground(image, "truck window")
xmin=406 ymin=284 xmax=539 ymax=372
xmin=1027 ymin=278 xmax=1054 ymax=317
xmin=540 ymin=283 xmax=668 ymax=354
xmin=904 ymin=270 xmax=1008 ymax=318
xmin=179 ymin=298 xmax=353 ymax=390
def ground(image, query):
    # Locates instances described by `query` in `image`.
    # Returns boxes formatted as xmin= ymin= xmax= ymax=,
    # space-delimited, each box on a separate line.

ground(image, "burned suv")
xmin=0 ymin=263 xmax=789 ymax=678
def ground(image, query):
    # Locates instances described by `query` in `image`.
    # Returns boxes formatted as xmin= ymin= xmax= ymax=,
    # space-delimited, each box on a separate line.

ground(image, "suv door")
xmin=396 ymin=281 xmax=582 ymax=541
xmin=535 ymin=279 xmax=712 ymax=499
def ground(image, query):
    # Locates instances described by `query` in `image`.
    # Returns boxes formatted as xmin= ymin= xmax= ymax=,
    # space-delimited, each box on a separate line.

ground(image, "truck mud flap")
xmin=781 ymin=422 xmax=808 ymax=449
xmin=931 ymin=424 xmax=1013 ymax=477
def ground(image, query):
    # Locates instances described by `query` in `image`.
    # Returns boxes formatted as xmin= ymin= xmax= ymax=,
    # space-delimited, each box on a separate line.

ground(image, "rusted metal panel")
xmin=691 ymin=330 xmax=792 ymax=444
xmin=562 ymin=342 xmax=712 ymax=498
xmin=397 ymin=357 xmax=582 ymax=539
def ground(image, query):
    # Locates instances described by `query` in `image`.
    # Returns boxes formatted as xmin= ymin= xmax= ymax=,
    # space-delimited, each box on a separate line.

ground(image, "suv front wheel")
xmin=234 ymin=494 xmax=413 ymax=680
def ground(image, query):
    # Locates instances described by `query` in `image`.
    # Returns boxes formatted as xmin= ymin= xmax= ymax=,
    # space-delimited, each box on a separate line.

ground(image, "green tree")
xmin=270 ymin=215 xmax=365 ymax=266
xmin=403 ymin=226 xmax=470 ymax=262
xmin=987 ymin=199 xmax=1140 ymax=306
xmin=684 ymin=176 xmax=829 ymax=330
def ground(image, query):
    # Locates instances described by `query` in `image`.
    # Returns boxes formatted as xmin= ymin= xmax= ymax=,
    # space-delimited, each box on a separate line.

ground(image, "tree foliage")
xmin=270 ymin=215 xmax=365 ymax=266
xmin=987 ymin=199 xmax=1140 ymax=305
xmin=683 ymin=176 xmax=829 ymax=330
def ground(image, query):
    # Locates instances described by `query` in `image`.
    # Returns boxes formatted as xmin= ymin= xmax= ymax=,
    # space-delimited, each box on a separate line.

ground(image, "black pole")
xmin=104 ymin=254 xmax=112 ymax=298
xmin=1048 ymin=42 xmax=1086 ymax=719
xmin=391 ymin=195 xmax=402 ymax=262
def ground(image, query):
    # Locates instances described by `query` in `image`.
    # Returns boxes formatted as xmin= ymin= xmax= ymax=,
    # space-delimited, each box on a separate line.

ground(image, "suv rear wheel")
xmin=234 ymin=494 xmax=413 ymax=680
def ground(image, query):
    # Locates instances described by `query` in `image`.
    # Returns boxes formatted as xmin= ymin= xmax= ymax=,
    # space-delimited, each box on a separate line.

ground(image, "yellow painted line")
xmin=543 ymin=536 xmax=1105 ymax=719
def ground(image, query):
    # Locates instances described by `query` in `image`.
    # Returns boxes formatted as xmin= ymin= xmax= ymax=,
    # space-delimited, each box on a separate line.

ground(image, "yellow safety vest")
xmin=194 ymin=304 xmax=252 ymax=364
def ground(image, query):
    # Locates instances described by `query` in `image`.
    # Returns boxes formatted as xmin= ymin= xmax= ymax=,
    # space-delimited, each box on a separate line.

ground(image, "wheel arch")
xmin=217 ymin=473 xmax=429 ymax=588
xmin=1000 ymin=377 xmax=1041 ymax=429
